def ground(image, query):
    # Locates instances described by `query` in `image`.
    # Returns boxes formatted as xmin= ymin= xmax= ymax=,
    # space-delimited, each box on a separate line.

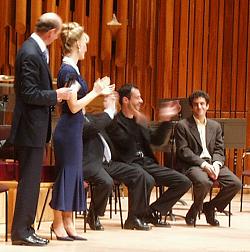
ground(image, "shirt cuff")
xmin=213 ymin=161 xmax=222 ymax=169
xmin=201 ymin=161 xmax=209 ymax=169
xmin=104 ymin=108 xmax=116 ymax=119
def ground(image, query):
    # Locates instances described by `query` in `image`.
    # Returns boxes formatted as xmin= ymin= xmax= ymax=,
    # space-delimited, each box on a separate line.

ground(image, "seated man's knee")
xmin=181 ymin=174 xmax=192 ymax=190
xmin=97 ymin=175 xmax=113 ymax=192
xmin=232 ymin=176 xmax=242 ymax=192
xmin=194 ymin=178 xmax=213 ymax=192
xmin=145 ymin=173 xmax=155 ymax=190
xmin=105 ymin=176 xmax=114 ymax=190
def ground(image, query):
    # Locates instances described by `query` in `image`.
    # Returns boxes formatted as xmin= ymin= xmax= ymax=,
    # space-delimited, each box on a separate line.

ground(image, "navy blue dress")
xmin=50 ymin=64 xmax=88 ymax=211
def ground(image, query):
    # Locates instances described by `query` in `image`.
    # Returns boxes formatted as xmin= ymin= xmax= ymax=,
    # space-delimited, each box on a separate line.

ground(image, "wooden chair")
xmin=240 ymin=149 xmax=250 ymax=212
xmin=108 ymin=180 xmax=124 ymax=229
xmin=0 ymin=183 xmax=9 ymax=241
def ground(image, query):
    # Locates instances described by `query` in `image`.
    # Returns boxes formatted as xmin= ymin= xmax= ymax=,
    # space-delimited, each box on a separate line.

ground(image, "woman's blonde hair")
xmin=60 ymin=22 xmax=89 ymax=55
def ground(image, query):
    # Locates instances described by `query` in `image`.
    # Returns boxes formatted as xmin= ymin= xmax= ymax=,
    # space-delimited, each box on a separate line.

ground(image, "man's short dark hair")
xmin=118 ymin=83 xmax=139 ymax=105
xmin=188 ymin=90 xmax=210 ymax=107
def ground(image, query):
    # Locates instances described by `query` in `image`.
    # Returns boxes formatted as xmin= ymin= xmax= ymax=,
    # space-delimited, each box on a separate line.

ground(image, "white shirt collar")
xmin=62 ymin=56 xmax=80 ymax=75
xmin=31 ymin=33 xmax=47 ymax=53
xmin=193 ymin=116 xmax=207 ymax=126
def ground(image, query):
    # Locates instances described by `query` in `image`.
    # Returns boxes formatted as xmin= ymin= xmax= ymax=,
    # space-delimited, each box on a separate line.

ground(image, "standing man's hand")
xmin=56 ymin=87 xmax=72 ymax=102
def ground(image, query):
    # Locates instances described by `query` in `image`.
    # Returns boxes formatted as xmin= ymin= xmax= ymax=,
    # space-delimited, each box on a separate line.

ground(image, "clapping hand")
xmin=158 ymin=100 xmax=181 ymax=121
xmin=93 ymin=76 xmax=115 ymax=95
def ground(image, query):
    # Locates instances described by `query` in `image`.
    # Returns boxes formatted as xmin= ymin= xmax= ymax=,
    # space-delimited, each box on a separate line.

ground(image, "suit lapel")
xmin=188 ymin=117 xmax=202 ymax=148
xmin=29 ymin=38 xmax=52 ymax=87
xmin=205 ymin=119 xmax=214 ymax=146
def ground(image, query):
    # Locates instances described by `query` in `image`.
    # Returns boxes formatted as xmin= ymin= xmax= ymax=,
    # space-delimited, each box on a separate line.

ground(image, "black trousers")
xmin=85 ymin=160 xmax=155 ymax=219
xmin=11 ymin=146 xmax=44 ymax=240
xmin=135 ymin=157 xmax=192 ymax=215
xmin=185 ymin=165 xmax=241 ymax=213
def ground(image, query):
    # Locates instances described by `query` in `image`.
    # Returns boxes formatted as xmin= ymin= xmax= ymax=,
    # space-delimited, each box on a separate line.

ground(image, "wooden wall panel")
xmin=221 ymin=0 xmax=233 ymax=114
xmin=187 ymin=0 xmax=195 ymax=96
xmin=101 ymin=0 xmax=113 ymax=61
xmin=30 ymin=0 xmax=42 ymax=32
xmin=215 ymin=0 xmax=224 ymax=117
xmin=231 ymin=0 xmax=239 ymax=117
xmin=207 ymin=0 xmax=218 ymax=115
xmin=178 ymin=0 xmax=189 ymax=98
xmin=172 ymin=0 xmax=181 ymax=98
xmin=237 ymin=0 xmax=248 ymax=113
xmin=193 ymin=0 xmax=204 ymax=91
xmin=0 ymin=0 xmax=250 ymax=178
xmin=201 ymin=0 xmax=209 ymax=91
xmin=15 ymin=0 xmax=27 ymax=34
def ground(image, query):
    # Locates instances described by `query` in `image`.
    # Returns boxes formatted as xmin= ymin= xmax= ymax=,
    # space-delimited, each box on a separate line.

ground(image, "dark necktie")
xmin=42 ymin=49 xmax=49 ymax=64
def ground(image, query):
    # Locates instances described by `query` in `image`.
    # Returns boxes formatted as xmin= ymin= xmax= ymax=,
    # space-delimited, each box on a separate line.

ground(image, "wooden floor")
xmin=0 ymin=191 xmax=250 ymax=252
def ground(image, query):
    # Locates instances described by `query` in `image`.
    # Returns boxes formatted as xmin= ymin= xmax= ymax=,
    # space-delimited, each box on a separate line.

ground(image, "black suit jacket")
xmin=9 ymin=37 xmax=57 ymax=148
xmin=83 ymin=112 xmax=116 ymax=178
xmin=174 ymin=116 xmax=225 ymax=172
xmin=106 ymin=112 xmax=173 ymax=164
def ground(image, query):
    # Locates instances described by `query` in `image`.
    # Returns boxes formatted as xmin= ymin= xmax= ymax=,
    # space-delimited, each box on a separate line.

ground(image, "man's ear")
xmin=206 ymin=103 xmax=209 ymax=110
xmin=46 ymin=28 xmax=56 ymax=39
xmin=123 ymin=96 xmax=129 ymax=104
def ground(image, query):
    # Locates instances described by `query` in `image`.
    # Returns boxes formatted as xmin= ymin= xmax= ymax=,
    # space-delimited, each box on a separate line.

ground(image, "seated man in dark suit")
xmin=175 ymin=90 xmax=241 ymax=226
xmin=106 ymin=84 xmax=192 ymax=227
xmin=83 ymin=93 xmax=154 ymax=231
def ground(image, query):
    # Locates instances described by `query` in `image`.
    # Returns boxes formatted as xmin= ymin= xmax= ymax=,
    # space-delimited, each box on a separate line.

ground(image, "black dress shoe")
xmin=124 ymin=217 xmax=151 ymax=231
xmin=185 ymin=215 xmax=196 ymax=226
xmin=203 ymin=202 xmax=220 ymax=226
xmin=144 ymin=211 xmax=171 ymax=228
xmin=32 ymin=233 xmax=49 ymax=244
xmin=87 ymin=210 xmax=104 ymax=231
xmin=12 ymin=235 xmax=47 ymax=246
xmin=185 ymin=208 xmax=198 ymax=226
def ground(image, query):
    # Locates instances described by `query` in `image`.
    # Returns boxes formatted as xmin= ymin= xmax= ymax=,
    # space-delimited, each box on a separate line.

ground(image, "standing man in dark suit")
xmin=83 ymin=93 xmax=153 ymax=231
xmin=9 ymin=13 xmax=72 ymax=246
xmin=175 ymin=90 xmax=241 ymax=226
xmin=106 ymin=84 xmax=192 ymax=227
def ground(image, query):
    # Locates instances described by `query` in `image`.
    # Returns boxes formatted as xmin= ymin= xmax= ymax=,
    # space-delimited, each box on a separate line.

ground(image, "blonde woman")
xmin=50 ymin=22 xmax=114 ymax=241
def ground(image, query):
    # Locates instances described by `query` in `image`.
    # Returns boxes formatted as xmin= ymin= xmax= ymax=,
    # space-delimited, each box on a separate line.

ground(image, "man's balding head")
xmin=35 ymin=12 xmax=62 ymax=33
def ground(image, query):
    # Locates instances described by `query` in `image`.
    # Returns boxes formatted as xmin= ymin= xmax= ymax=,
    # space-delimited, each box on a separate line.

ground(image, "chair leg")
xmin=83 ymin=210 xmax=87 ymax=233
xmin=240 ymin=176 xmax=244 ymax=212
xmin=228 ymin=201 xmax=231 ymax=227
xmin=114 ymin=185 xmax=117 ymax=215
xmin=5 ymin=191 xmax=8 ymax=242
xmin=83 ymin=184 xmax=90 ymax=233
xmin=116 ymin=184 xmax=123 ymax=229
xmin=37 ymin=188 xmax=51 ymax=230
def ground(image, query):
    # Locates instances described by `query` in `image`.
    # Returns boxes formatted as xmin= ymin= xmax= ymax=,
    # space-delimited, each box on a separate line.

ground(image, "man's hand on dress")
xmin=56 ymin=87 xmax=72 ymax=102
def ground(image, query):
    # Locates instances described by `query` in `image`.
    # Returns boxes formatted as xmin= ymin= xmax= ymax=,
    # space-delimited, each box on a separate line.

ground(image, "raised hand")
xmin=93 ymin=76 xmax=114 ymax=95
xmin=101 ymin=84 xmax=115 ymax=95
xmin=158 ymin=100 xmax=181 ymax=121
